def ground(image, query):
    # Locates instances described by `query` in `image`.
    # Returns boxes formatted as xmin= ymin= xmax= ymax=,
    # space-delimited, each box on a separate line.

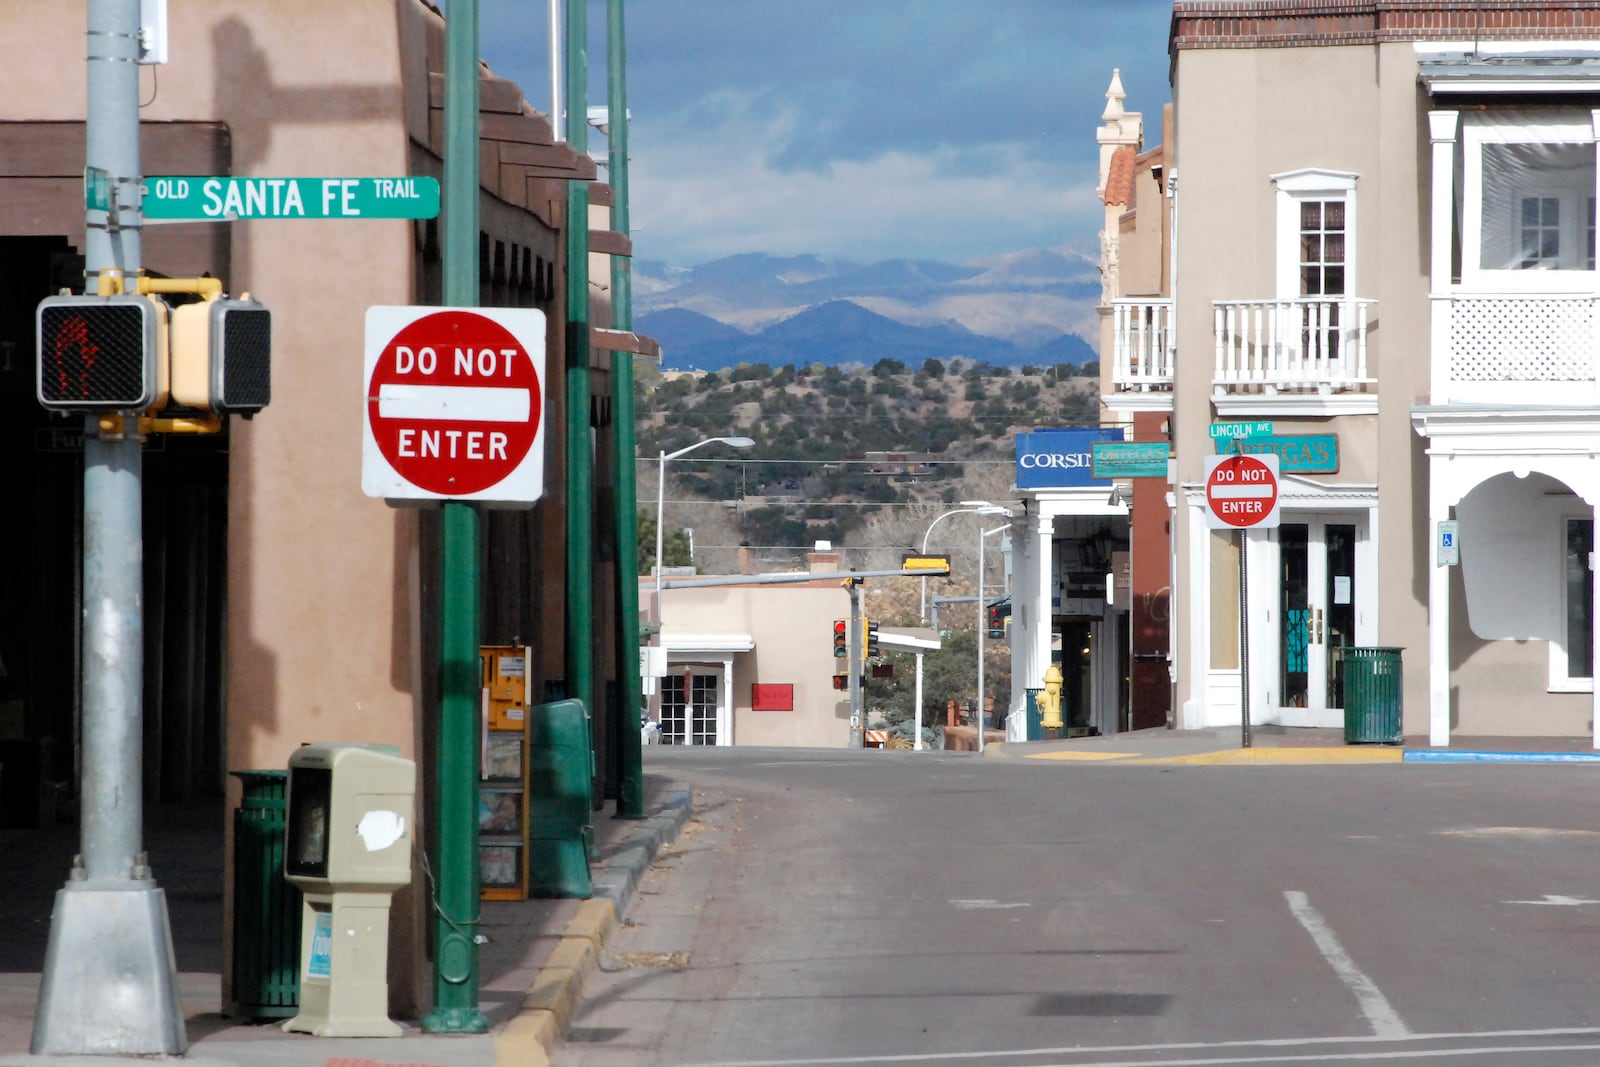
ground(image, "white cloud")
xmin=626 ymin=102 xmax=1103 ymax=266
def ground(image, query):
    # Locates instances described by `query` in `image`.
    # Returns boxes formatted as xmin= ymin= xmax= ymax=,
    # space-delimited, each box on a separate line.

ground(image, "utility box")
xmin=281 ymin=744 xmax=415 ymax=1038
xmin=480 ymin=644 xmax=532 ymax=900
xmin=527 ymin=699 xmax=594 ymax=898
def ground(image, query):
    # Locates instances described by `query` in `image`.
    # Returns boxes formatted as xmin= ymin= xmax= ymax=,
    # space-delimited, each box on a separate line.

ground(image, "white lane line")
xmin=1284 ymin=889 xmax=1408 ymax=1038
xmin=679 ymin=1027 xmax=1600 ymax=1066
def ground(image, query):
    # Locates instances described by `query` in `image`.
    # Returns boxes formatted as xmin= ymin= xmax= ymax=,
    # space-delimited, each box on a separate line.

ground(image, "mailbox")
xmin=281 ymin=744 xmax=415 ymax=1038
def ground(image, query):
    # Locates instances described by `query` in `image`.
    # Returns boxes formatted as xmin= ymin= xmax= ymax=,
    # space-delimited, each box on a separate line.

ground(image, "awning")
xmin=663 ymin=633 xmax=755 ymax=654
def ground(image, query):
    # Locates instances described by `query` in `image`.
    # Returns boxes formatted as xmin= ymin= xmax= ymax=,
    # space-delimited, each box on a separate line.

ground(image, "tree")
xmin=864 ymin=626 xmax=1011 ymax=738
xmin=922 ymin=357 xmax=945 ymax=378
xmin=636 ymin=510 xmax=692 ymax=575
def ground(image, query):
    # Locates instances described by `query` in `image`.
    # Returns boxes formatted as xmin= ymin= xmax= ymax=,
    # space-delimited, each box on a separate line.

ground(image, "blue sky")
xmin=478 ymin=1 xmax=1174 ymax=267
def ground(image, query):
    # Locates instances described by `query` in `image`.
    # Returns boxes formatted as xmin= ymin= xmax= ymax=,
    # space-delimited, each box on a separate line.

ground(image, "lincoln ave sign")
xmin=362 ymin=307 xmax=547 ymax=504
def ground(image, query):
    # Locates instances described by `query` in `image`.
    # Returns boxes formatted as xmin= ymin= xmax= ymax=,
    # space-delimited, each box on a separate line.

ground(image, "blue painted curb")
xmin=1403 ymin=750 xmax=1600 ymax=764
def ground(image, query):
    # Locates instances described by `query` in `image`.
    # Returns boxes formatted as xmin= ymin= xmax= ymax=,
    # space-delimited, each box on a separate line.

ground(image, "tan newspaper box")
xmin=281 ymin=744 xmax=415 ymax=1038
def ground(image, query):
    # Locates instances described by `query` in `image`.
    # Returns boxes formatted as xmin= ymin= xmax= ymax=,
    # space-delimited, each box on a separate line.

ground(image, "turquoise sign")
xmin=142 ymin=176 xmax=441 ymax=220
xmin=1091 ymin=441 xmax=1169 ymax=479
xmin=1212 ymin=433 xmax=1338 ymax=472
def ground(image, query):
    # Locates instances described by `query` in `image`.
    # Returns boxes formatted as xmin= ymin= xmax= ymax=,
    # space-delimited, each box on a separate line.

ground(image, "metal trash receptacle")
xmin=229 ymin=770 xmax=303 ymax=1019
xmin=1024 ymin=689 xmax=1044 ymax=741
xmin=1343 ymin=647 xmax=1403 ymax=744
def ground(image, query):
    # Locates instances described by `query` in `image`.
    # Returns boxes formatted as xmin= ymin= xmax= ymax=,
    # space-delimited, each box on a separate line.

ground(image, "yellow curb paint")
xmin=495 ymin=1011 xmax=555 ymax=1067
xmin=1127 ymin=747 xmax=1403 ymax=765
xmin=564 ymin=899 xmax=616 ymax=945
xmin=523 ymin=964 xmax=582 ymax=1017
xmin=544 ymin=936 xmax=594 ymax=973
xmin=1024 ymin=751 xmax=1140 ymax=761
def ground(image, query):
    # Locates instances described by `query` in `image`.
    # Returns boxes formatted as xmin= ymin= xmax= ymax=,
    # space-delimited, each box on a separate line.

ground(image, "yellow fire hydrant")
xmin=1039 ymin=663 xmax=1065 ymax=731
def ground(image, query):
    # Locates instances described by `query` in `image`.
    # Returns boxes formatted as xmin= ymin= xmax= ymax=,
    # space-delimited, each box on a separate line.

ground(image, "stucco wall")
xmin=662 ymin=584 xmax=857 ymax=746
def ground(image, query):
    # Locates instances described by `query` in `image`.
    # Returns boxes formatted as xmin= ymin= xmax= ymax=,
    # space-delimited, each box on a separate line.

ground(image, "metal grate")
xmin=219 ymin=306 xmax=272 ymax=412
xmin=37 ymin=300 xmax=154 ymax=410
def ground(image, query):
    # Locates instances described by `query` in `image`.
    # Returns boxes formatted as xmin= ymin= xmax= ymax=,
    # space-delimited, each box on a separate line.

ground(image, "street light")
xmin=654 ymin=436 xmax=755 ymax=611
xmin=919 ymin=505 xmax=988 ymax=623
xmin=966 ymin=502 xmax=1014 ymax=755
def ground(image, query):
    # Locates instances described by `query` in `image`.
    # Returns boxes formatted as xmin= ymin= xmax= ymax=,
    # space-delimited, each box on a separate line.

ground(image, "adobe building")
xmin=1 ymin=0 xmax=640 ymax=1018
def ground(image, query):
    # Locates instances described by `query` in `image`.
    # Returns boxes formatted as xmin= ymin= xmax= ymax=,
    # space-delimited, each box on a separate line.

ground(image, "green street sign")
xmin=84 ymin=166 xmax=110 ymax=212
xmin=1212 ymin=433 xmax=1339 ymax=472
xmin=1091 ymin=440 xmax=1169 ymax=479
xmin=1209 ymin=420 xmax=1274 ymax=440
xmin=142 ymin=176 xmax=440 ymax=220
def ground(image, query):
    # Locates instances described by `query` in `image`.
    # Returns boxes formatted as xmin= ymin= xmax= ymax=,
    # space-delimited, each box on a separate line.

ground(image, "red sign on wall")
xmin=751 ymin=684 xmax=795 ymax=711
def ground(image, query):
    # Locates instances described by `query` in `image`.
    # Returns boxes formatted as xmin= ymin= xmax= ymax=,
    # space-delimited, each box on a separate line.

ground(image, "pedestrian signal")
xmin=36 ymin=294 xmax=161 ymax=412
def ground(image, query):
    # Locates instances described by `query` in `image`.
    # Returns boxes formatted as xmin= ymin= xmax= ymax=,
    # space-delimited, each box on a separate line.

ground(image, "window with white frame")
xmin=1272 ymin=169 xmax=1359 ymax=364
xmin=1460 ymin=109 xmax=1599 ymax=289
xmin=1555 ymin=516 xmax=1595 ymax=690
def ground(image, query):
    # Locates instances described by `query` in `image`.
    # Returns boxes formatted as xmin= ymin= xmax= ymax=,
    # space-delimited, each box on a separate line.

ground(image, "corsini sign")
xmin=1015 ymin=428 xmax=1124 ymax=489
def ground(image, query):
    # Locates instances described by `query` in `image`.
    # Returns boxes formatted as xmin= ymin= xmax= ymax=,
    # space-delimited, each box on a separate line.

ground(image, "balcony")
xmin=1212 ymin=299 xmax=1376 ymax=407
xmin=1110 ymin=299 xmax=1175 ymax=393
xmin=1431 ymin=292 xmax=1600 ymax=406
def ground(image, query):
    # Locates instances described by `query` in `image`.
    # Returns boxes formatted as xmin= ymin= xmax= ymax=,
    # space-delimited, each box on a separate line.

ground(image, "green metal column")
xmin=607 ymin=0 xmax=644 ymax=818
xmin=423 ymin=0 xmax=487 ymax=1034
xmin=566 ymin=0 xmax=596 ymax=727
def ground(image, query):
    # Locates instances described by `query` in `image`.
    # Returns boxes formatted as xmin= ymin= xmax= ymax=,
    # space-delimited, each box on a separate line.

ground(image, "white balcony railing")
xmin=1212 ymin=298 xmax=1376 ymax=394
xmin=1110 ymin=299 xmax=1175 ymax=391
xmin=1433 ymin=292 xmax=1600 ymax=405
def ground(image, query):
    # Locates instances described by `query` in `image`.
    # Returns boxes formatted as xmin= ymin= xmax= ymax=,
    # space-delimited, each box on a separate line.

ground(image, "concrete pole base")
xmin=31 ymin=880 xmax=187 ymax=1055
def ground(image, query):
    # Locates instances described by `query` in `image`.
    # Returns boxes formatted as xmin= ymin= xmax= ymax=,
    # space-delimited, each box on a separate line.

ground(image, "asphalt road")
xmin=557 ymin=746 xmax=1600 ymax=1067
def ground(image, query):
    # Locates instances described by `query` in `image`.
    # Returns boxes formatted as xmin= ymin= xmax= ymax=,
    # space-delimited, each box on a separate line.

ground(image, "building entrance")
xmin=1271 ymin=514 xmax=1360 ymax=727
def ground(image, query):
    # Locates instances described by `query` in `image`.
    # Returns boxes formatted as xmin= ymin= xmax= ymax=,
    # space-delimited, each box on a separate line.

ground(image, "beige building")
xmin=0 ymin=0 xmax=639 ymax=1018
xmin=1101 ymin=1 xmax=1600 ymax=743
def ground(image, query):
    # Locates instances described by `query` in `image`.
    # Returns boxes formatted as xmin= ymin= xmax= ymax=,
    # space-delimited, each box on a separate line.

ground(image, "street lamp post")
xmin=966 ymin=502 xmax=1014 ymax=755
xmin=654 ymin=436 xmax=754 ymax=611
xmin=650 ymin=436 xmax=754 ymax=736
xmin=919 ymin=506 xmax=986 ymax=623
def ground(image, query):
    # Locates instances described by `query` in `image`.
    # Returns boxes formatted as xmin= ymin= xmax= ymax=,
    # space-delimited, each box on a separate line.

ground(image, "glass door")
xmin=660 ymin=670 xmax=721 ymax=745
xmin=1276 ymin=515 xmax=1359 ymax=727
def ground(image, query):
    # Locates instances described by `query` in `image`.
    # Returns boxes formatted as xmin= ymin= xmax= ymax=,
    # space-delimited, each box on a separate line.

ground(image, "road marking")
xmin=1505 ymin=893 xmax=1600 ymax=906
xmin=1284 ymin=890 xmax=1408 ymax=1038
xmin=1024 ymin=750 xmax=1138 ymax=761
xmin=948 ymin=898 xmax=1030 ymax=910
xmin=678 ymin=1027 xmax=1600 ymax=1066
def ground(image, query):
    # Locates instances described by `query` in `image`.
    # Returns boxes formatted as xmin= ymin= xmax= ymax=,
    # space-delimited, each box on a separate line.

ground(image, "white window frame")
xmin=1549 ymin=513 xmax=1595 ymax=693
xmin=1460 ymin=111 xmax=1600 ymax=292
xmin=1271 ymin=168 xmax=1359 ymax=302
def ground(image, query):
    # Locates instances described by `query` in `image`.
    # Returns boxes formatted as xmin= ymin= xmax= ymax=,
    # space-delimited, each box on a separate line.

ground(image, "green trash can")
xmin=228 ymin=770 xmax=303 ymax=1019
xmin=1343 ymin=647 xmax=1403 ymax=744
xmin=527 ymin=699 xmax=595 ymax=898
xmin=1025 ymin=689 xmax=1044 ymax=741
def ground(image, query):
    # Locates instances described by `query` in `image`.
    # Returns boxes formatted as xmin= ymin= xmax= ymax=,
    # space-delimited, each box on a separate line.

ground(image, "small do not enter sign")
xmin=1205 ymin=453 xmax=1280 ymax=530
xmin=363 ymin=306 xmax=547 ymax=503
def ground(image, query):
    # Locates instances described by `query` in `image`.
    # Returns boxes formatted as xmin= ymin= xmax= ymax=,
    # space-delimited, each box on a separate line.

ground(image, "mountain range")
xmin=632 ymin=249 xmax=1102 ymax=373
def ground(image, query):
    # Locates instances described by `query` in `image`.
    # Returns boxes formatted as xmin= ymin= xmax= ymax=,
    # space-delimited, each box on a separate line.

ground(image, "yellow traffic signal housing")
xmin=171 ymin=295 xmax=272 ymax=415
xmin=36 ymin=293 xmax=164 ymax=412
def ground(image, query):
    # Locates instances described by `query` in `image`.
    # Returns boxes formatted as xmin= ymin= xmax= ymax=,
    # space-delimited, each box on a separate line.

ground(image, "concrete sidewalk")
xmin=0 ymin=777 xmax=693 ymax=1067
xmin=985 ymin=725 xmax=1600 ymax=764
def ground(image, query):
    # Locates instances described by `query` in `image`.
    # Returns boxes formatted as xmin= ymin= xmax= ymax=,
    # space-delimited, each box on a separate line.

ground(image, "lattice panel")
xmin=1451 ymin=297 xmax=1595 ymax=381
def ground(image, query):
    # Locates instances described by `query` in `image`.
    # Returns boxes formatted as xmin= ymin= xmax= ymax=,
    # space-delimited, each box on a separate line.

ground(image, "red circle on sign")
xmin=1206 ymin=454 xmax=1278 ymax=528
xmin=367 ymin=311 xmax=542 ymax=496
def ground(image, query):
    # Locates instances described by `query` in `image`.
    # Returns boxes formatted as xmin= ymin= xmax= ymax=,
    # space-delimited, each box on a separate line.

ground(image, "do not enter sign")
xmin=362 ymin=306 xmax=547 ymax=503
xmin=1205 ymin=453 xmax=1280 ymax=530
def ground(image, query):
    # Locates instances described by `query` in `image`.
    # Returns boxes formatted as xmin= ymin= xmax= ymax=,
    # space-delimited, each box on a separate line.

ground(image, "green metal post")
xmin=607 ymin=0 xmax=644 ymax=818
xmin=566 ymin=0 xmax=596 ymax=731
xmin=423 ymin=0 xmax=487 ymax=1034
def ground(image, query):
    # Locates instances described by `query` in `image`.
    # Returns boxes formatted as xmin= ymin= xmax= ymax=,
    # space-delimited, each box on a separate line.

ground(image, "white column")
xmin=913 ymin=652 xmax=926 ymax=752
xmin=720 ymin=659 xmax=734 ymax=746
xmin=1591 ymin=491 xmax=1600 ymax=750
xmin=1428 ymin=465 xmax=1453 ymax=747
xmin=1427 ymin=110 xmax=1458 ymax=405
xmin=1015 ymin=512 xmax=1054 ymax=740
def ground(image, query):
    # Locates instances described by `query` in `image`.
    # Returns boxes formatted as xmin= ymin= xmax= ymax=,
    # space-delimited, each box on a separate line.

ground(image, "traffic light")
xmin=979 ymin=604 xmax=1004 ymax=639
xmin=36 ymin=294 xmax=162 ymax=412
xmin=170 ymin=296 xmax=272 ymax=416
xmin=832 ymin=619 xmax=849 ymax=660
xmin=832 ymin=674 xmax=848 ymax=691
xmin=866 ymin=619 xmax=880 ymax=657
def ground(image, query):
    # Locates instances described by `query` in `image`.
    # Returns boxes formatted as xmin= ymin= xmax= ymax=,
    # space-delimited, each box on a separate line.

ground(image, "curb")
xmin=498 ymin=784 xmax=694 ymax=1067
xmin=1403 ymin=750 xmax=1600 ymax=764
